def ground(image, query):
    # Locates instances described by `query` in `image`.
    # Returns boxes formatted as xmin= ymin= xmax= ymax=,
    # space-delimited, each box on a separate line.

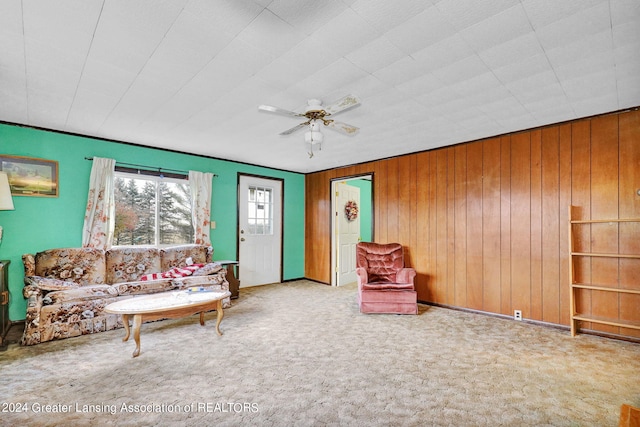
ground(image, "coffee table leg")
xmin=199 ymin=311 xmax=205 ymax=326
xmin=122 ymin=314 xmax=131 ymax=342
xmin=215 ymin=299 xmax=224 ymax=336
xmin=132 ymin=314 xmax=142 ymax=358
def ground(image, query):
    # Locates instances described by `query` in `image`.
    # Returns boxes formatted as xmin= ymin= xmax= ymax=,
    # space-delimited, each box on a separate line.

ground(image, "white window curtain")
xmin=82 ymin=157 xmax=115 ymax=249
xmin=189 ymin=170 xmax=214 ymax=246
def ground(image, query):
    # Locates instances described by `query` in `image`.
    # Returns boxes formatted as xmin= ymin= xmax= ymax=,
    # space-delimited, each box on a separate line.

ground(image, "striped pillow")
xmin=140 ymin=264 xmax=204 ymax=281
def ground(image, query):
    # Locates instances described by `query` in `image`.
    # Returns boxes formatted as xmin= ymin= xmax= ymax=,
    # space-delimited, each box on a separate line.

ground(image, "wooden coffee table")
xmin=104 ymin=290 xmax=231 ymax=357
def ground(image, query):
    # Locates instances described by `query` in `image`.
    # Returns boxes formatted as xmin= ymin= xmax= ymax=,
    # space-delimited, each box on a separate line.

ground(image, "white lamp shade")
xmin=305 ymin=121 xmax=324 ymax=145
xmin=305 ymin=130 xmax=323 ymax=144
xmin=0 ymin=172 xmax=15 ymax=210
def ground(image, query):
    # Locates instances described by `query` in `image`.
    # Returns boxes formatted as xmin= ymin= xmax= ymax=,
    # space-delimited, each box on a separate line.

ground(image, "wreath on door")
xmin=345 ymin=200 xmax=359 ymax=222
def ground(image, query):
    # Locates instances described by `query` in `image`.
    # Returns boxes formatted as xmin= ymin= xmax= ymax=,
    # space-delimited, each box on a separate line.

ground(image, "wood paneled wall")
xmin=305 ymin=109 xmax=640 ymax=337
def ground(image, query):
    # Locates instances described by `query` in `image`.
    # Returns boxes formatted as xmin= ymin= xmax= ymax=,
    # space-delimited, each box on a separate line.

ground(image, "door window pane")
xmin=247 ymin=186 xmax=273 ymax=235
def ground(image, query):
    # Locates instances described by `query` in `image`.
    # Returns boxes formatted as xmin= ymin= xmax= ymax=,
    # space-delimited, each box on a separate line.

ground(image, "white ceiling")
xmin=1 ymin=0 xmax=639 ymax=173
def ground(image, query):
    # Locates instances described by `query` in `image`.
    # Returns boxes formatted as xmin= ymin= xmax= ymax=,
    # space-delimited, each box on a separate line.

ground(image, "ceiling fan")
xmin=258 ymin=94 xmax=361 ymax=158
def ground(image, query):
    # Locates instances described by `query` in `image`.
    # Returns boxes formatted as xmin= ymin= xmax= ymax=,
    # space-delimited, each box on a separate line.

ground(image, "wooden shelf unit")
xmin=569 ymin=206 xmax=640 ymax=337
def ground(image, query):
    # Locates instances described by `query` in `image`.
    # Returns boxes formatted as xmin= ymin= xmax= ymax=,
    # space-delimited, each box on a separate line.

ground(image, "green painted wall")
xmin=0 ymin=124 xmax=305 ymax=321
xmin=348 ymin=179 xmax=372 ymax=242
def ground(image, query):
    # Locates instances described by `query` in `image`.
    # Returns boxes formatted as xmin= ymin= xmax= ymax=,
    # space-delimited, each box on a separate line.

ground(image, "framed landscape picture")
xmin=0 ymin=155 xmax=59 ymax=197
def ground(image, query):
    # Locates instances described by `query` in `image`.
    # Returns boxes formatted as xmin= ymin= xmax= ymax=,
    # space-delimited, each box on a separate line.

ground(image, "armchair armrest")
xmin=355 ymin=267 xmax=368 ymax=286
xmin=396 ymin=268 xmax=416 ymax=285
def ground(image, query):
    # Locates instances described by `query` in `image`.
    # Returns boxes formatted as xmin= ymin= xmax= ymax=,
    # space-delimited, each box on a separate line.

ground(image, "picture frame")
xmin=0 ymin=155 xmax=59 ymax=197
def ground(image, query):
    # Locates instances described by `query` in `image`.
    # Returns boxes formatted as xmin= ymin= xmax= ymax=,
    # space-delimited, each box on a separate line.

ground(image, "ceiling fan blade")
xmin=323 ymin=94 xmax=361 ymax=116
xmin=325 ymin=120 xmax=359 ymax=136
xmin=258 ymin=104 xmax=302 ymax=118
xmin=279 ymin=123 xmax=307 ymax=135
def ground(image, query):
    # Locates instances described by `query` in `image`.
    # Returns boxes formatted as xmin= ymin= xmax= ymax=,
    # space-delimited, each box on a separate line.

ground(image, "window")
xmin=113 ymin=172 xmax=193 ymax=246
xmin=247 ymin=186 xmax=273 ymax=235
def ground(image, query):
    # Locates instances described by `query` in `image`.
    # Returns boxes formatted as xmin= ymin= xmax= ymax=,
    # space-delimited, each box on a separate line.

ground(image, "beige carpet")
xmin=1 ymin=280 xmax=638 ymax=427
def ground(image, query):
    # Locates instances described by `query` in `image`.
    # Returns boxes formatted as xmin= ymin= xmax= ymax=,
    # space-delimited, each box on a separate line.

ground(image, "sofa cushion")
xmin=38 ymin=296 xmax=124 ymax=341
xmin=161 ymin=244 xmax=210 ymax=271
xmin=112 ymin=279 xmax=177 ymax=296
xmin=192 ymin=262 xmax=223 ymax=276
xmin=172 ymin=274 xmax=226 ymax=288
xmin=105 ymin=247 xmax=161 ymax=284
xmin=361 ymin=282 xmax=415 ymax=291
xmin=25 ymin=276 xmax=80 ymax=291
xmin=43 ymin=285 xmax=117 ymax=305
xmin=34 ymin=248 xmax=106 ymax=286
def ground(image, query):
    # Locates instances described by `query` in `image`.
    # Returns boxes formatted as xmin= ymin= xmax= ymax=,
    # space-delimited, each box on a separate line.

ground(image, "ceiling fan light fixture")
xmin=304 ymin=130 xmax=323 ymax=144
xmin=258 ymin=94 xmax=360 ymax=158
xmin=305 ymin=121 xmax=323 ymax=143
xmin=305 ymin=121 xmax=323 ymax=158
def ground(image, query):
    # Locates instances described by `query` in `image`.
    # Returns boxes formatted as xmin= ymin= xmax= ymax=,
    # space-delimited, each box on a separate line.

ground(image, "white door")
xmin=238 ymin=175 xmax=282 ymax=287
xmin=333 ymin=182 xmax=360 ymax=286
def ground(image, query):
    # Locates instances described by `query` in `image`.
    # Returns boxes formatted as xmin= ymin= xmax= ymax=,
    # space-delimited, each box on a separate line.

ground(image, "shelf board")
xmin=571 ymin=283 xmax=640 ymax=295
xmin=572 ymin=314 xmax=640 ymax=330
xmin=571 ymin=252 xmax=640 ymax=259
xmin=570 ymin=218 xmax=640 ymax=224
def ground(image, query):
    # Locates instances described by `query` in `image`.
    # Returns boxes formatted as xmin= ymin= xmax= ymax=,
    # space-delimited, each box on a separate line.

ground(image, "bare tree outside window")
xmin=113 ymin=172 xmax=193 ymax=246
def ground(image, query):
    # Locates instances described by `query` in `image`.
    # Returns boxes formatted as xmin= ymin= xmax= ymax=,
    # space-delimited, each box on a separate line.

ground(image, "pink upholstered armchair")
xmin=355 ymin=242 xmax=418 ymax=314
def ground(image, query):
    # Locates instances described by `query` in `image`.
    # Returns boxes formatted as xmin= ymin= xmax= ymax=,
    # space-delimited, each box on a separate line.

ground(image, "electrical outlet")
xmin=514 ymin=310 xmax=522 ymax=321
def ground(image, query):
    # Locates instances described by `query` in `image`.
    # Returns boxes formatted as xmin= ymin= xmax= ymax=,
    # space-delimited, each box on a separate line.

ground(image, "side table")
xmin=0 ymin=260 xmax=10 ymax=351
xmin=216 ymin=260 xmax=239 ymax=299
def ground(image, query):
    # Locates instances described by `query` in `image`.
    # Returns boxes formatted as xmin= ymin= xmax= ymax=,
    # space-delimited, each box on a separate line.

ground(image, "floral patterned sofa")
xmin=21 ymin=244 xmax=229 ymax=345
